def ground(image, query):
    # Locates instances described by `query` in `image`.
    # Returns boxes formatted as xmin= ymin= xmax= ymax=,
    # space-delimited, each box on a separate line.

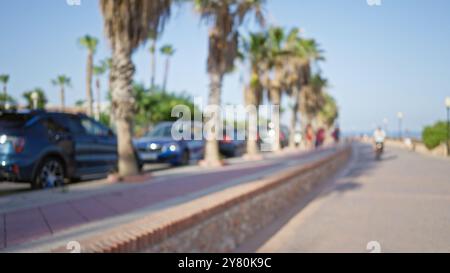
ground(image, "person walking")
xmin=332 ymin=126 xmax=341 ymax=144
xmin=316 ymin=127 xmax=326 ymax=148
xmin=305 ymin=124 xmax=315 ymax=150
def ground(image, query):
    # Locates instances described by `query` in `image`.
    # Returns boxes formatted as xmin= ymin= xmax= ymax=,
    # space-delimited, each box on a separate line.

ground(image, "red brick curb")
xmin=121 ymin=173 xmax=153 ymax=183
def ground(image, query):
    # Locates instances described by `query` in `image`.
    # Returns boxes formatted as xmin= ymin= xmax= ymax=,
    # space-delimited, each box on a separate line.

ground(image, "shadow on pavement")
xmin=235 ymin=143 xmax=386 ymax=253
xmin=381 ymin=154 xmax=398 ymax=161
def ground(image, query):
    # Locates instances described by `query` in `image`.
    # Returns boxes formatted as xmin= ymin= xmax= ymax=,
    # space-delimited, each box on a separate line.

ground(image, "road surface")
xmin=238 ymin=143 xmax=450 ymax=253
xmin=0 ymin=164 xmax=181 ymax=197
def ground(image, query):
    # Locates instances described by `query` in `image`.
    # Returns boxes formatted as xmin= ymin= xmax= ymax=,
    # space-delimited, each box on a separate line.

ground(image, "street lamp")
xmin=445 ymin=97 xmax=450 ymax=156
xmin=397 ymin=112 xmax=404 ymax=140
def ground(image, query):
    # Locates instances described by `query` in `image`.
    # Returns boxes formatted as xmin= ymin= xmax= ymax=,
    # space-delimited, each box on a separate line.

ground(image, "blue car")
xmin=0 ymin=110 xmax=119 ymax=189
xmin=134 ymin=122 xmax=205 ymax=166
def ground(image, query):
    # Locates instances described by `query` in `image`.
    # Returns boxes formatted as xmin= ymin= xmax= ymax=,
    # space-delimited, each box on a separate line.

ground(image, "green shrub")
xmin=132 ymin=84 xmax=199 ymax=136
xmin=422 ymin=121 xmax=449 ymax=150
xmin=23 ymin=88 xmax=48 ymax=110
xmin=99 ymin=112 xmax=111 ymax=127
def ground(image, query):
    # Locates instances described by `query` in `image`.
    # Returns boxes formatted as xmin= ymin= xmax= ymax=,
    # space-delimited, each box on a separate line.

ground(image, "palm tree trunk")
xmin=86 ymin=51 xmax=94 ymax=116
xmin=111 ymin=44 xmax=139 ymax=177
xmin=150 ymin=40 xmax=156 ymax=89
xmin=269 ymin=88 xmax=282 ymax=152
xmin=204 ymin=72 xmax=223 ymax=166
xmin=108 ymin=64 xmax=116 ymax=130
xmin=96 ymin=78 xmax=101 ymax=121
xmin=289 ymin=85 xmax=300 ymax=148
xmin=60 ymin=86 xmax=65 ymax=112
xmin=244 ymin=85 xmax=259 ymax=156
xmin=162 ymin=57 xmax=170 ymax=92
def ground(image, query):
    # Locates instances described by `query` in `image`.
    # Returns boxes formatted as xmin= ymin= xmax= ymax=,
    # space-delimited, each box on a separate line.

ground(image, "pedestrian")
xmin=332 ymin=127 xmax=341 ymax=143
xmin=305 ymin=124 xmax=315 ymax=150
xmin=316 ymin=127 xmax=325 ymax=148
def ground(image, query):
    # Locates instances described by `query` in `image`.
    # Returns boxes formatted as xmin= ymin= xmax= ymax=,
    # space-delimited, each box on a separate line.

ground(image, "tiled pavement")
xmin=0 ymin=147 xmax=337 ymax=250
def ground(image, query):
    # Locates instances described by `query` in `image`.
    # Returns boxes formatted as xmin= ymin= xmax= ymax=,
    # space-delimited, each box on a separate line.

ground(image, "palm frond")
xmin=100 ymin=0 xmax=172 ymax=53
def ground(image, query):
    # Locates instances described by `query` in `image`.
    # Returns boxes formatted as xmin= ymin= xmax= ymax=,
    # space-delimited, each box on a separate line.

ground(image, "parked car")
xmin=134 ymin=122 xmax=205 ymax=166
xmin=0 ymin=110 xmax=119 ymax=189
xmin=219 ymin=128 xmax=246 ymax=158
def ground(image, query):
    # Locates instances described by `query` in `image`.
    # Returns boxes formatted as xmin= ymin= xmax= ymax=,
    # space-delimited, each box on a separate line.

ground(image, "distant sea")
xmin=343 ymin=130 xmax=423 ymax=141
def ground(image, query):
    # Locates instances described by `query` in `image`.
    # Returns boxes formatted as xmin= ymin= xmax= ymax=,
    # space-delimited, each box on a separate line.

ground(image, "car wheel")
xmin=32 ymin=158 xmax=66 ymax=189
xmin=138 ymin=162 xmax=144 ymax=173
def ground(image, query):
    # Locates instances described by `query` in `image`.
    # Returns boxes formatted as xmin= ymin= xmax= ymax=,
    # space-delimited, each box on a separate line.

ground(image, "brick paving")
xmin=0 ymin=148 xmax=336 ymax=250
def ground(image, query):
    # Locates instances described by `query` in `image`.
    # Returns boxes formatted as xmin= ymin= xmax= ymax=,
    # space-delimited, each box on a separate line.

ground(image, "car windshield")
xmin=146 ymin=124 xmax=173 ymax=138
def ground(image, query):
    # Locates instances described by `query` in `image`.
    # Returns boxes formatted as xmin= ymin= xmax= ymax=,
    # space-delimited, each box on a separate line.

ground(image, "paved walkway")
xmin=0 ymin=147 xmax=338 ymax=251
xmin=239 ymin=143 xmax=450 ymax=253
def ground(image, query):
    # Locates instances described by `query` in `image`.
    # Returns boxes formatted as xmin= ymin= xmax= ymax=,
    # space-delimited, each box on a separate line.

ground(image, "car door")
xmin=52 ymin=115 xmax=100 ymax=178
xmin=91 ymin=119 xmax=117 ymax=172
xmin=78 ymin=116 xmax=117 ymax=176
xmin=39 ymin=116 xmax=76 ymax=175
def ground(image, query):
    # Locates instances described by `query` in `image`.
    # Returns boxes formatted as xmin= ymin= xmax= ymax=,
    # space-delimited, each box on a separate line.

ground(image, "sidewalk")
xmin=0 ymin=147 xmax=338 ymax=252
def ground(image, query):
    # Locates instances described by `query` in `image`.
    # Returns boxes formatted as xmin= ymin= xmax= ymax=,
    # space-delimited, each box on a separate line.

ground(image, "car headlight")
xmin=0 ymin=135 xmax=7 ymax=144
xmin=162 ymin=143 xmax=179 ymax=153
xmin=150 ymin=143 xmax=158 ymax=150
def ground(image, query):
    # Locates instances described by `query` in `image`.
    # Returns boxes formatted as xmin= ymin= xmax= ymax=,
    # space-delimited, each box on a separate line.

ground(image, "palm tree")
xmin=195 ymin=0 xmax=265 ymax=166
xmin=23 ymin=88 xmax=48 ymax=110
xmin=102 ymin=58 xmax=116 ymax=130
xmin=318 ymin=92 xmax=338 ymax=129
xmin=242 ymin=32 xmax=269 ymax=157
xmin=160 ymin=44 xmax=175 ymax=92
xmin=93 ymin=62 xmax=108 ymax=120
xmin=51 ymin=75 xmax=71 ymax=111
xmin=0 ymin=94 xmax=16 ymax=111
xmin=0 ymin=74 xmax=10 ymax=98
xmin=283 ymin=28 xmax=305 ymax=149
xmin=148 ymin=30 xmax=158 ymax=89
xmin=265 ymin=26 xmax=289 ymax=152
xmin=285 ymin=34 xmax=325 ymax=148
xmin=300 ymin=73 xmax=328 ymax=130
xmin=78 ymin=35 xmax=99 ymax=117
xmin=99 ymin=0 xmax=172 ymax=177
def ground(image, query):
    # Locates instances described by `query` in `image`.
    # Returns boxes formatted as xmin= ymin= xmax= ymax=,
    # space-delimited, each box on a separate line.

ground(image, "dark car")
xmin=0 ymin=110 xmax=118 ymax=188
xmin=219 ymin=128 xmax=246 ymax=158
xmin=134 ymin=122 xmax=205 ymax=166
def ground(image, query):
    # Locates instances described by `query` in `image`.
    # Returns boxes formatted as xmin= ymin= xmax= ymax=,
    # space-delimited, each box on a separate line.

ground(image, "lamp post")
xmin=446 ymin=97 xmax=450 ymax=156
xmin=397 ymin=112 xmax=404 ymax=140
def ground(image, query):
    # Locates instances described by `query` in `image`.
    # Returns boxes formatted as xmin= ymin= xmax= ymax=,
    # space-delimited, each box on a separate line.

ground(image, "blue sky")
xmin=1 ymin=0 xmax=450 ymax=133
